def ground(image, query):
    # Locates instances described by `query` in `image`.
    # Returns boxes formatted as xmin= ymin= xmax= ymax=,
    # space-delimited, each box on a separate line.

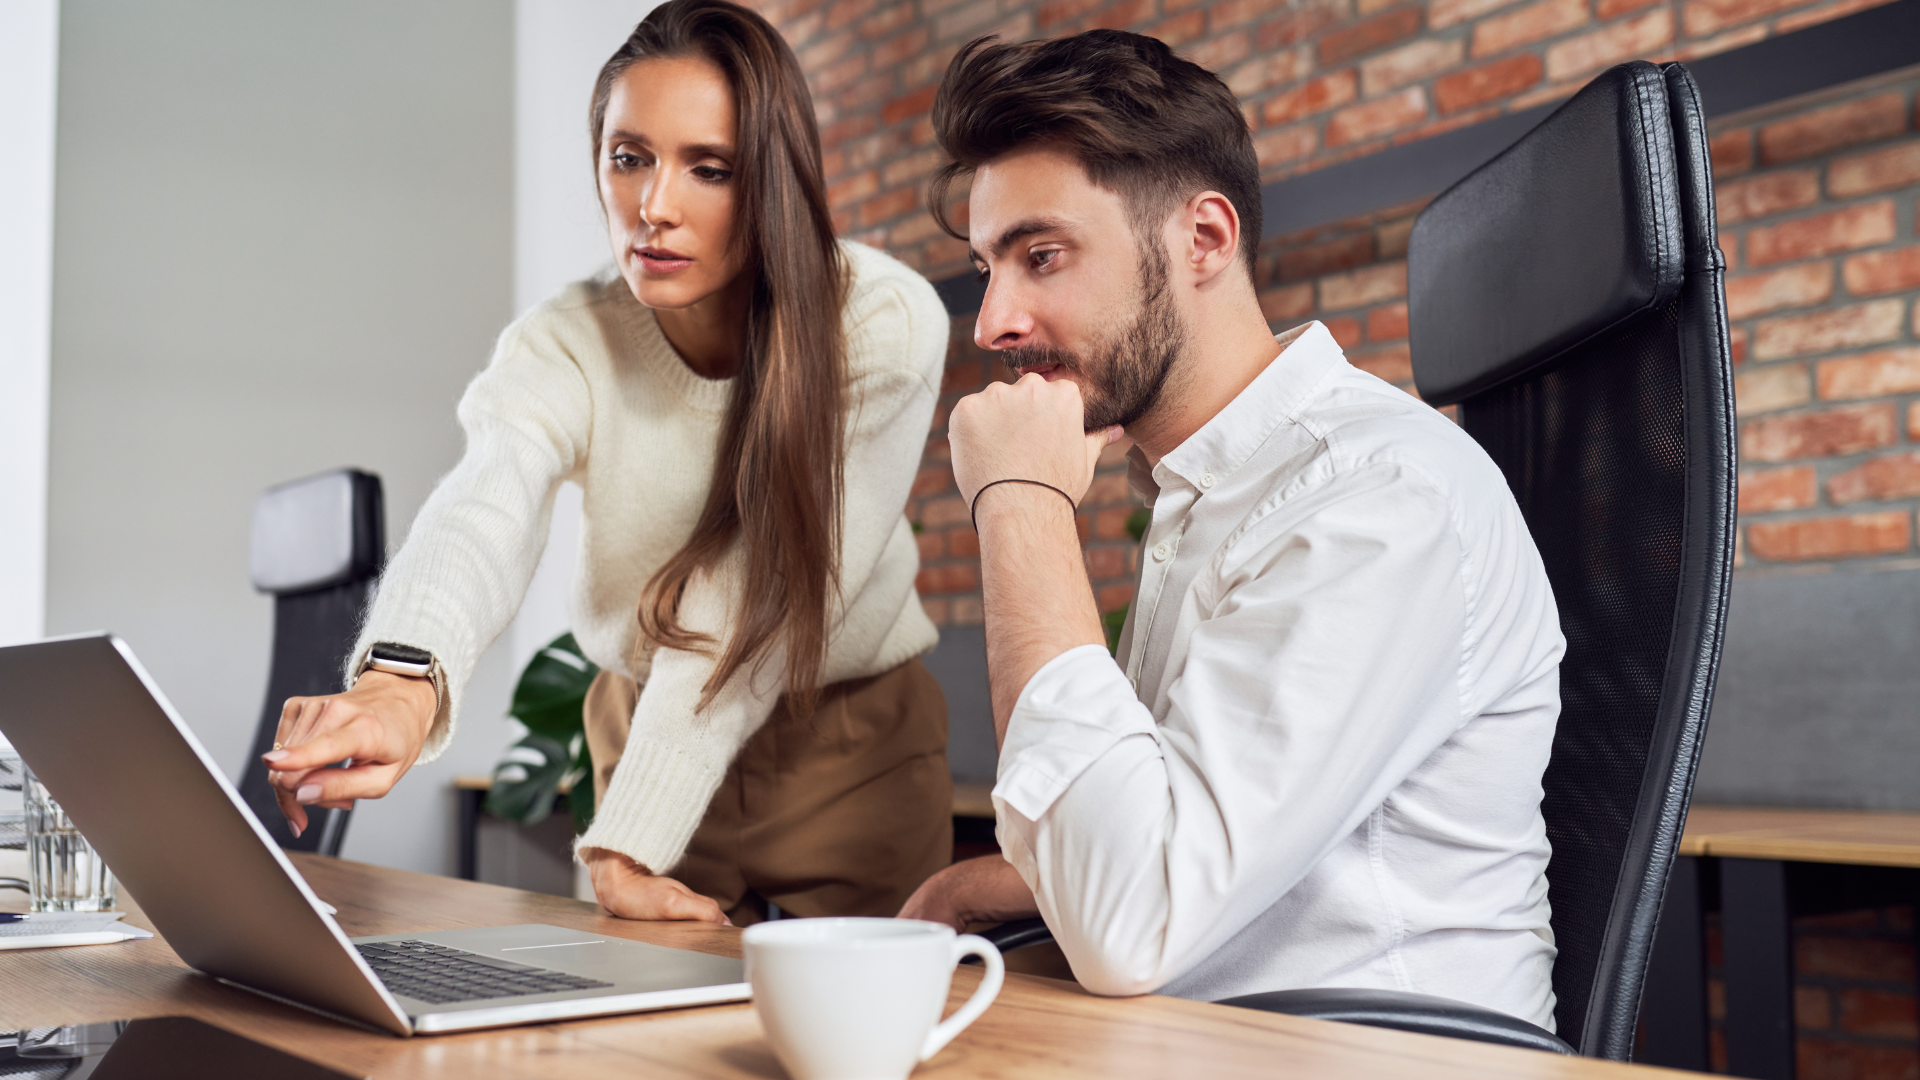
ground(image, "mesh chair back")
xmin=236 ymin=469 xmax=385 ymax=857
xmin=1408 ymin=62 xmax=1735 ymax=1058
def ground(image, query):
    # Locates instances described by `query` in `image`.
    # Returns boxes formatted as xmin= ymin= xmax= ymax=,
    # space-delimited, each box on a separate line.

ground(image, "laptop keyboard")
xmin=357 ymin=939 xmax=614 ymax=1005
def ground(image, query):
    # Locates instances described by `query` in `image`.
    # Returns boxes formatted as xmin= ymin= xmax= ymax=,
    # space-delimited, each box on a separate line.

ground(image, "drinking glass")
xmin=24 ymin=764 xmax=116 ymax=912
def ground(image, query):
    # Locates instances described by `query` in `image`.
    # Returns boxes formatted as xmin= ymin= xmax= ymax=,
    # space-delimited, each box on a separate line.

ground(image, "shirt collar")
xmin=1131 ymin=321 xmax=1345 ymax=501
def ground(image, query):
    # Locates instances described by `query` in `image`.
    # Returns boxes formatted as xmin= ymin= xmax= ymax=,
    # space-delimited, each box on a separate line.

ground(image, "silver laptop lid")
xmin=0 ymin=634 xmax=411 ymax=1035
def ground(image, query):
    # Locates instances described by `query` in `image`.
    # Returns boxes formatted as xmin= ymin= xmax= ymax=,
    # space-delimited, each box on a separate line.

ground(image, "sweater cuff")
xmin=573 ymin=731 xmax=730 ymax=874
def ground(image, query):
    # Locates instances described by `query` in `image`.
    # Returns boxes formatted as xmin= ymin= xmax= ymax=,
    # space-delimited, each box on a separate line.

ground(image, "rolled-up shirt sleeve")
xmin=992 ymin=462 xmax=1473 ymax=997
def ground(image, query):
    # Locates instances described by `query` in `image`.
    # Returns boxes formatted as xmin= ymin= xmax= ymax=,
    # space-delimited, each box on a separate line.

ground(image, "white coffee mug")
xmin=743 ymin=917 xmax=1005 ymax=1080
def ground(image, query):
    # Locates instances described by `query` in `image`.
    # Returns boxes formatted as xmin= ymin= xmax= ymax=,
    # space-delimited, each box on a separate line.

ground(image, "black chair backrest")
xmin=1408 ymin=62 xmax=1735 ymax=1058
xmin=237 ymin=469 xmax=385 ymax=857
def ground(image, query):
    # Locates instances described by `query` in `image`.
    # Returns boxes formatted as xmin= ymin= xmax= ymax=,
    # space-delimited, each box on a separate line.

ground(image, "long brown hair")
xmin=592 ymin=0 xmax=849 ymax=714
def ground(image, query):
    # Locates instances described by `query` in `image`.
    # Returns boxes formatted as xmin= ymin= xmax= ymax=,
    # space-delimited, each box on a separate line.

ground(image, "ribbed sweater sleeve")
xmin=576 ymin=274 xmax=946 ymax=873
xmin=346 ymin=322 xmax=591 ymax=762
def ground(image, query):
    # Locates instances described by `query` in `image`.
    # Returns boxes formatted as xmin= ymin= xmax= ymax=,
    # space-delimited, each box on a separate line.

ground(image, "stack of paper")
xmin=0 ymin=912 xmax=152 ymax=950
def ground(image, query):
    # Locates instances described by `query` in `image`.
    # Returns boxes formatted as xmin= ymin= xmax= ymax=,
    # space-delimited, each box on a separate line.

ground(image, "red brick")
xmin=1185 ymin=30 xmax=1252 ymax=71
xmin=920 ymin=494 xmax=970 ymax=528
xmin=1830 ymin=139 xmax=1920 ymax=198
xmin=1471 ymin=0 xmax=1588 ymax=58
xmin=1361 ymin=38 xmax=1466 ymax=96
xmin=1734 ymin=361 xmax=1811 ymax=413
xmin=1797 ymin=908 xmax=1887 ymax=930
xmin=1545 ymin=9 xmax=1673 ymax=82
xmin=1367 ymin=301 xmax=1411 ymax=341
xmin=1759 ymin=92 xmax=1909 ymax=166
xmin=859 ymin=1 xmax=916 ymax=37
xmin=1276 ymin=233 xmax=1376 ymax=282
xmin=1710 ymin=127 xmax=1754 ymax=176
xmin=1260 ymin=282 xmax=1316 ymax=322
xmin=1319 ymin=7 xmax=1424 ymax=66
xmin=1377 ymin=214 xmax=1419 ymax=258
xmin=1714 ymin=168 xmax=1818 ymax=224
xmin=934 ymin=0 xmax=1000 ymax=38
xmin=1844 ymin=246 xmax=1920 ymax=297
xmin=872 ymin=26 xmax=930 ymax=68
xmin=1255 ymin=0 xmax=1346 ymax=47
xmin=1320 ymin=261 xmax=1408 ymax=309
xmin=1747 ymin=511 xmax=1911 ymax=560
xmin=1325 ymin=316 xmax=1363 ymax=349
xmin=920 ymin=596 xmax=949 ymax=626
xmin=1596 ymin=0 xmax=1662 ymax=16
xmin=1799 ymin=935 xmax=1918 ymax=981
xmin=1350 ymin=343 xmax=1413 ymax=382
xmin=883 ymin=150 xmax=945 ymax=191
xmin=1683 ymin=0 xmax=1804 ymax=35
xmin=826 ymin=169 xmax=879 ymax=211
xmin=1830 ymin=453 xmax=1920 ymax=506
xmin=912 ymin=465 xmax=953 ymax=498
xmin=1741 ymin=403 xmax=1897 ymax=462
xmin=1725 ymin=262 xmax=1833 ymax=320
xmin=1431 ymin=0 xmax=1522 ymax=29
xmin=1094 ymin=508 xmax=1135 ymax=539
xmin=915 ymin=530 xmax=943 ymax=561
xmin=1086 ymin=545 xmax=1129 ymax=578
xmin=1149 ymin=10 xmax=1208 ymax=45
xmin=1818 ymin=348 xmax=1920 ymax=400
xmin=1747 ymin=201 xmax=1897 ymax=267
xmin=860 ymin=185 xmax=922 ymax=226
xmin=1730 ymin=324 xmax=1748 ymax=365
xmin=1084 ymin=471 xmax=1131 ymax=505
xmin=950 ymin=596 xmax=984 ymax=625
xmin=1262 ymin=69 xmax=1359 ymax=126
xmin=1434 ymin=54 xmax=1543 ymax=113
xmin=1739 ymin=465 xmax=1818 ymax=512
xmin=1206 ymin=0 xmax=1284 ymax=26
xmin=1225 ymin=47 xmax=1314 ymax=98
xmin=1254 ymin=123 xmax=1319 ymax=167
xmin=1797 ymin=985 xmax=1833 ymax=1031
xmin=1754 ymin=300 xmax=1906 ymax=361
xmin=819 ymin=113 xmax=878 ymax=148
xmin=1096 ymin=583 xmax=1135 ymax=611
xmin=1080 ymin=0 xmax=1153 ymax=30
xmin=882 ymin=83 xmax=939 ymax=126
xmin=948 ymin=527 xmax=979 ymax=558
xmin=915 ymin=562 xmax=979 ymax=595
xmin=825 ymin=0 xmax=877 ymax=31
xmin=1327 ymin=87 xmax=1429 ymax=147
xmin=1795 ymin=1040 xmax=1920 ymax=1080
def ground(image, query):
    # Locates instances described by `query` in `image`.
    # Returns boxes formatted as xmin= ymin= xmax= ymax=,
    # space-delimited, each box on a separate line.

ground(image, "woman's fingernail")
xmin=290 ymin=821 xmax=303 ymax=839
xmin=264 ymin=750 xmax=288 ymax=764
xmin=296 ymin=784 xmax=322 ymax=804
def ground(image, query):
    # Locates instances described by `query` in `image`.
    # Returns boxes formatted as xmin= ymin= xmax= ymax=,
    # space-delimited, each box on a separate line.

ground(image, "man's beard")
xmin=1000 ymin=246 xmax=1187 ymax=432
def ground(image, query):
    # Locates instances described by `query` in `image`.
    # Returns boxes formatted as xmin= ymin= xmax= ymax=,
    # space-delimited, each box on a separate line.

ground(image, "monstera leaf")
xmin=486 ymin=633 xmax=599 ymax=832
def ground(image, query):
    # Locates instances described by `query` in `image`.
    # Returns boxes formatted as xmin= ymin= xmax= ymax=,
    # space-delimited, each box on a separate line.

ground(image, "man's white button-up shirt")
xmin=991 ymin=321 xmax=1565 ymax=1028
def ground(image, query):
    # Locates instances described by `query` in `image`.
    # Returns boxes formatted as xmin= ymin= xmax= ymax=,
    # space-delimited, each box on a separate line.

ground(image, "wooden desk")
xmin=0 ymin=854 xmax=1703 ymax=1079
xmin=1653 ymin=806 xmax=1920 ymax=1080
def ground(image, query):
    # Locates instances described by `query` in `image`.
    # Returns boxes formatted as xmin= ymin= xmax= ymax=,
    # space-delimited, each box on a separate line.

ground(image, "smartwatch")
xmin=365 ymin=642 xmax=434 ymax=679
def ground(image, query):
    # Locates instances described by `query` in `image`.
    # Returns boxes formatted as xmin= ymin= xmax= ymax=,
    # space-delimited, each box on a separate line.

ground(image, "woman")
xmin=261 ymin=0 xmax=952 ymax=925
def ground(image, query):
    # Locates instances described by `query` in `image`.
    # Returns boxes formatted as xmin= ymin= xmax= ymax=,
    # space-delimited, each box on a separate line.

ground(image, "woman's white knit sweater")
xmin=349 ymin=241 xmax=947 ymax=874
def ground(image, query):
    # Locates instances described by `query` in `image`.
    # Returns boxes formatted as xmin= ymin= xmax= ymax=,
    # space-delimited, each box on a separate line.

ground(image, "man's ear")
xmin=1185 ymin=190 xmax=1241 ymax=286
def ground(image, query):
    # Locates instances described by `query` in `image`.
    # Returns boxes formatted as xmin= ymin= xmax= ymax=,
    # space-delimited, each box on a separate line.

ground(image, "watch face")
xmin=370 ymin=643 xmax=432 ymax=667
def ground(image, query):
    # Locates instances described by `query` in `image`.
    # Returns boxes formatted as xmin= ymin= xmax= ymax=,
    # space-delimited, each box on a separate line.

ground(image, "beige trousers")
xmin=583 ymin=657 xmax=952 ymax=926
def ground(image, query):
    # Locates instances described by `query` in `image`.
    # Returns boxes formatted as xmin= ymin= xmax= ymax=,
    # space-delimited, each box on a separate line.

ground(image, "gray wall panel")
xmin=1698 ymin=566 xmax=1920 ymax=809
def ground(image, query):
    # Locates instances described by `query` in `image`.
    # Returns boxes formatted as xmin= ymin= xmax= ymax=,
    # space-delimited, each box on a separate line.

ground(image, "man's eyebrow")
xmin=981 ymin=217 xmax=1077 ymax=260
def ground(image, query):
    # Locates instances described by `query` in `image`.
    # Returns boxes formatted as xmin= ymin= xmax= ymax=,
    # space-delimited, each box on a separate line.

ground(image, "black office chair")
xmin=236 ymin=469 xmax=386 ymax=858
xmin=987 ymin=60 xmax=1736 ymax=1060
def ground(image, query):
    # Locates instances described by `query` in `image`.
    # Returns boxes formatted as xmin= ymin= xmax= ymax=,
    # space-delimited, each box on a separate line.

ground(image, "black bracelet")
xmin=970 ymin=478 xmax=1078 ymax=530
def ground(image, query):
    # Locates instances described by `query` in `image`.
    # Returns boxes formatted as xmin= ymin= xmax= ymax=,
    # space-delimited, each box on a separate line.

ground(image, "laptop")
xmin=0 ymin=633 xmax=749 ymax=1035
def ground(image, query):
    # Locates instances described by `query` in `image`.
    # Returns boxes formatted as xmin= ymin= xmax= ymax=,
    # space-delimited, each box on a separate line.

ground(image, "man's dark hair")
xmin=929 ymin=30 xmax=1263 ymax=280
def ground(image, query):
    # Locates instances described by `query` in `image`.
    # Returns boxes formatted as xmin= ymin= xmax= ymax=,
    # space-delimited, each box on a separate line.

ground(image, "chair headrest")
xmin=1410 ymin=61 xmax=1686 ymax=406
xmin=249 ymin=469 xmax=383 ymax=594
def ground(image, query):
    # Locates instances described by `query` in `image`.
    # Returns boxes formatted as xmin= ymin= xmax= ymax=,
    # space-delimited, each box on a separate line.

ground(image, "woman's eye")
xmin=610 ymin=151 xmax=647 ymax=170
xmin=693 ymin=165 xmax=733 ymax=182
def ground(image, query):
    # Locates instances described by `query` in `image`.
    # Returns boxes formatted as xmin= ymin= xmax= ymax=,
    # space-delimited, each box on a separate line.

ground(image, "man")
xmin=898 ymin=31 xmax=1565 ymax=1029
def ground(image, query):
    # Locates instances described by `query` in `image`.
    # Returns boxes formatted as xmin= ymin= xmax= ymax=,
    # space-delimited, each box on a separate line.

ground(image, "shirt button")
xmin=1200 ymin=472 xmax=1215 ymax=489
xmin=1152 ymin=542 xmax=1172 ymax=562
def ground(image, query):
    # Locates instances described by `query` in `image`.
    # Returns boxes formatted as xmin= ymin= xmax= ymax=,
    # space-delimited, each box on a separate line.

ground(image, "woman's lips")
xmin=636 ymin=247 xmax=694 ymax=273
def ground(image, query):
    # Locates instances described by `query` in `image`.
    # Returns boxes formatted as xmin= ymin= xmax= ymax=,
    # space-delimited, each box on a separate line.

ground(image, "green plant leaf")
xmin=485 ymin=733 xmax=570 ymax=826
xmin=1103 ymin=604 xmax=1129 ymax=654
xmin=1125 ymin=508 xmax=1151 ymax=544
xmin=568 ymin=737 xmax=596 ymax=833
xmin=510 ymin=632 xmax=599 ymax=743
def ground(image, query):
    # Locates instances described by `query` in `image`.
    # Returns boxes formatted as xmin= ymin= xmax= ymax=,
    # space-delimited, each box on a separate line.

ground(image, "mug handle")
xmin=919 ymin=933 xmax=1005 ymax=1061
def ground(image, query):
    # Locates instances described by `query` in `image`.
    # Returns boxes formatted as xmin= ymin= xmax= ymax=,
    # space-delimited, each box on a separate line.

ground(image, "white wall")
xmin=506 ymin=0 xmax=660 ymax=677
xmin=44 ymin=0 xmax=519 ymax=876
xmin=0 ymin=0 xmax=58 ymax=648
